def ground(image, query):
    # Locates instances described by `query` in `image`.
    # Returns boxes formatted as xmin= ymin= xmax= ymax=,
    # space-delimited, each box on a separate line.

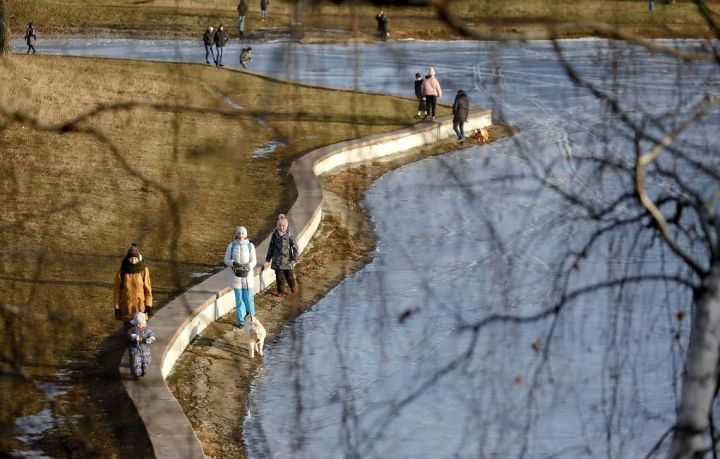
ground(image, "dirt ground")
xmin=167 ymin=124 xmax=513 ymax=458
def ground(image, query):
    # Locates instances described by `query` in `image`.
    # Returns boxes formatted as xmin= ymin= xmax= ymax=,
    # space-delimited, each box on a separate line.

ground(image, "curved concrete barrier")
xmin=120 ymin=109 xmax=492 ymax=458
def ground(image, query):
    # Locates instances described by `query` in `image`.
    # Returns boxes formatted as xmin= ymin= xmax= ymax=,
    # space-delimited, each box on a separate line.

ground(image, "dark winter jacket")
xmin=376 ymin=14 xmax=388 ymax=34
xmin=452 ymin=90 xmax=469 ymax=122
xmin=25 ymin=26 xmax=36 ymax=46
xmin=260 ymin=0 xmax=268 ymax=11
xmin=266 ymin=229 xmax=298 ymax=270
xmin=203 ymin=30 xmax=213 ymax=46
xmin=238 ymin=0 xmax=248 ymax=16
xmin=414 ymin=78 xmax=423 ymax=99
xmin=214 ymin=29 xmax=227 ymax=47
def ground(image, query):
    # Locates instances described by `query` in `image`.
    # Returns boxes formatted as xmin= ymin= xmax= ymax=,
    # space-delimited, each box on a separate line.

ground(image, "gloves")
xmin=146 ymin=336 xmax=156 ymax=344
xmin=131 ymin=333 xmax=138 ymax=342
xmin=233 ymin=261 xmax=241 ymax=267
xmin=114 ymin=309 xmax=121 ymax=320
xmin=145 ymin=306 xmax=154 ymax=317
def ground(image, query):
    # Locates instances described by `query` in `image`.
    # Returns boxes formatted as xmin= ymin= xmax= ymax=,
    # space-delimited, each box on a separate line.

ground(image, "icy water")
xmin=15 ymin=38 xmax=719 ymax=457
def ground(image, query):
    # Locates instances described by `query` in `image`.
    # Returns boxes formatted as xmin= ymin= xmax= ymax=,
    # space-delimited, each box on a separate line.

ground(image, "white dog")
xmin=242 ymin=315 xmax=266 ymax=359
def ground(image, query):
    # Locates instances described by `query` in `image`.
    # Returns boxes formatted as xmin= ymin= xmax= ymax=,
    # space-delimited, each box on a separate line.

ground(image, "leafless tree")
xmin=0 ymin=0 xmax=10 ymax=56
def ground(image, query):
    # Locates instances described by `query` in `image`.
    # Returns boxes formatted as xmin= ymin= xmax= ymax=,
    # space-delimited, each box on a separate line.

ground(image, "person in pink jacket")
xmin=421 ymin=66 xmax=442 ymax=121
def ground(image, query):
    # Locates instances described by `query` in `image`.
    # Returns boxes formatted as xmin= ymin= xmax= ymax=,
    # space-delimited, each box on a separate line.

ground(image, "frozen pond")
xmin=21 ymin=38 xmax=720 ymax=457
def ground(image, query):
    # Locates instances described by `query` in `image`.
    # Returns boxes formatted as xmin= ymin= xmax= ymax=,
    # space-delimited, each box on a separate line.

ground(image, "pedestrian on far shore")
xmin=237 ymin=0 xmax=248 ymax=36
xmin=224 ymin=226 xmax=257 ymax=328
xmin=260 ymin=0 xmax=269 ymax=21
xmin=421 ymin=66 xmax=442 ymax=121
xmin=24 ymin=22 xmax=37 ymax=54
xmin=264 ymin=214 xmax=298 ymax=299
xmin=376 ymin=10 xmax=388 ymax=41
xmin=452 ymin=89 xmax=469 ymax=143
xmin=414 ymin=72 xmax=426 ymax=118
xmin=202 ymin=26 xmax=216 ymax=64
xmin=214 ymin=25 xmax=228 ymax=67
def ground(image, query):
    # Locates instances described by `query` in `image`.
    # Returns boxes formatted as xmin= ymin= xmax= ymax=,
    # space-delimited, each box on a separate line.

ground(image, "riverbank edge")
xmin=121 ymin=109 xmax=492 ymax=458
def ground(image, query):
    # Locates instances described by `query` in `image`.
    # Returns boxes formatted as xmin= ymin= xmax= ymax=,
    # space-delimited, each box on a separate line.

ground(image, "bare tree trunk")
xmin=0 ymin=0 xmax=10 ymax=56
xmin=670 ymin=261 xmax=720 ymax=458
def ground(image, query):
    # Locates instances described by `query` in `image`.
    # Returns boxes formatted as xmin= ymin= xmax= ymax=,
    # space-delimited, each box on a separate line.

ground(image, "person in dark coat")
xmin=214 ymin=25 xmax=228 ymax=67
xmin=264 ymin=214 xmax=298 ymax=298
xmin=260 ymin=0 xmax=269 ymax=21
xmin=237 ymin=0 xmax=248 ymax=36
xmin=452 ymin=89 xmax=469 ymax=143
xmin=414 ymin=72 xmax=426 ymax=118
xmin=376 ymin=10 xmax=388 ymax=41
xmin=202 ymin=26 xmax=216 ymax=64
xmin=24 ymin=22 xmax=37 ymax=54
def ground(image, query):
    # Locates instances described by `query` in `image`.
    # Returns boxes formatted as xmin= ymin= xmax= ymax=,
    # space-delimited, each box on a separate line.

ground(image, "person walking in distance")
xmin=421 ymin=66 xmax=443 ymax=121
xmin=237 ymin=0 xmax=248 ymax=36
xmin=202 ymin=26 xmax=216 ymax=64
xmin=376 ymin=10 xmax=388 ymax=41
xmin=240 ymin=47 xmax=253 ymax=69
xmin=224 ymin=226 xmax=257 ymax=328
xmin=113 ymin=244 xmax=153 ymax=323
xmin=264 ymin=214 xmax=298 ymax=298
xmin=214 ymin=24 xmax=227 ymax=67
xmin=414 ymin=72 xmax=426 ymax=118
xmin=260 ymin=0 xmax=269 ymax=21
xmin=452 ymin=89 xmax=469 ymax=143
xmin=24 ymin=22 xmax=37 ymax=54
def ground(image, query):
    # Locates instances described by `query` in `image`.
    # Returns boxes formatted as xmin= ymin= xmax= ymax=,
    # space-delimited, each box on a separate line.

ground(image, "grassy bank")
xmin=0 ymin=53 xmax=424 ymax=456
xmin=6 ymin=0 xmax=719 ymax=41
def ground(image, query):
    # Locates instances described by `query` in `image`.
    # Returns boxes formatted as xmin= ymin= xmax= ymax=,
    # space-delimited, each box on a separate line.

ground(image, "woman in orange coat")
xmin=114 ymin=244 xmax=153 ymax=322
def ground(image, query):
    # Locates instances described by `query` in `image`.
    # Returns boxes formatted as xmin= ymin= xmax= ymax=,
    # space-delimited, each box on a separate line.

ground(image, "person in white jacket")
xmin=224 ymin=226 xmax=257 ymax=327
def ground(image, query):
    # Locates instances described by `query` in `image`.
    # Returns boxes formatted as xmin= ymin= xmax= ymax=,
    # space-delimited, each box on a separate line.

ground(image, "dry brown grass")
xmin=0 ymin=53 xmax=420 ymax=455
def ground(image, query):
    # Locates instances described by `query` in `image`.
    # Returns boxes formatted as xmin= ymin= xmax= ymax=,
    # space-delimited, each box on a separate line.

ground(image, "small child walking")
xmin=127 ymin=312 xmax=156 ymax=379
xmin=414 ymin=73 xmax=426 ymax=118
xmin=240 ymin=47 xmax=253 ymax=69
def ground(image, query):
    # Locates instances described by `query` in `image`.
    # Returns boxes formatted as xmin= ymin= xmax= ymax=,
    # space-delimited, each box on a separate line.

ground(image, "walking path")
xmin=120 ymin=108 xmax=491 ymax=458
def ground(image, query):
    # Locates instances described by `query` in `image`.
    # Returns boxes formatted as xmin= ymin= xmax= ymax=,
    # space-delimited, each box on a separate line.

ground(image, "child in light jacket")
xmin=127 ymin=312 xmax=156 ymax=379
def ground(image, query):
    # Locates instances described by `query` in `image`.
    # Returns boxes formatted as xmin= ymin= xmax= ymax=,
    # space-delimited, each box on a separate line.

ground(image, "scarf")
xmin=121 ymin=256 xmax=146 ymax=275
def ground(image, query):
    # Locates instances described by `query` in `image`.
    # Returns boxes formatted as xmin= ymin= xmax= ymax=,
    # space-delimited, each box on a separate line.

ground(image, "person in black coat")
xmin=414 ymin=73 xmax=426 ymax=118
xmin=452 ymin=89 xmax=469 ymax=143
xmin=237 ymin=0 xmax=248 ymax=36
xmin=202 ymin=26 xmax=216 ymax=64
xmin=213 ymin=25 xmax=228 ymax=67
xmin=25 ymin=22 xmax=37 ymax=54
xmin=376 ymin=10 xmax=388 ymax=41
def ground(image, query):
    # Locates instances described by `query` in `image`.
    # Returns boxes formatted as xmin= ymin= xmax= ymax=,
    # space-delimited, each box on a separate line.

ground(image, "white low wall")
xmin=122 ymin=109 xmax=492 ymax=458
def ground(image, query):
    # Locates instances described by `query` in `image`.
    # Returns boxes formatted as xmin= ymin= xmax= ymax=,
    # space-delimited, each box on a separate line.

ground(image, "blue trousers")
xmin=234 ymin=287 xmax=255 ymax=326
xmin=204 ymin=44 xmax=215 ymax=63
xmin=453 ymin=120 xmax=465 ymax=140
xmin=216 ymin=46 xmax=224 ymax=66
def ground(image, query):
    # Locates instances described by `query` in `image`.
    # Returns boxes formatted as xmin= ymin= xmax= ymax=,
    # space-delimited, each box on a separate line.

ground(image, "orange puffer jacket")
xmin=114 ymin=266 xmax=153 ymax=322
